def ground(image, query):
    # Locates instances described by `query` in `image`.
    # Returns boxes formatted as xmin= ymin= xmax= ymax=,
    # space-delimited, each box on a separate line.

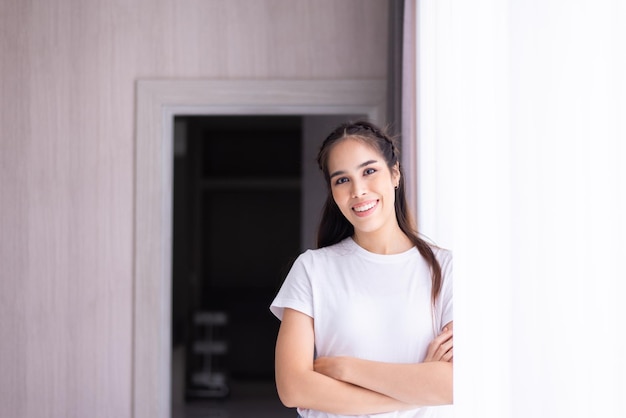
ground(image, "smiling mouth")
xmin=352 ymin=200 xmax=378 ymax=214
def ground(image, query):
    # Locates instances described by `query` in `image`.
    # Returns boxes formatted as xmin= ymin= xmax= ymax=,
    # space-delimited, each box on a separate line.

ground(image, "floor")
xmin=173 ymin=380 xmax=296 ymax=418
xmin=172 ymin=347 xmax=296 ymax=418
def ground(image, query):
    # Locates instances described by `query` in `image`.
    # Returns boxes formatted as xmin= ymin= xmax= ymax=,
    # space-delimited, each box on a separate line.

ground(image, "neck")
xmin=352 ymin=226 xmax=413 ymax=255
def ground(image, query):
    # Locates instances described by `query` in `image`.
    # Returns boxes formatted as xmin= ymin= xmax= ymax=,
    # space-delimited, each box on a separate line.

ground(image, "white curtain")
xmin=409 ymin=0 xmax=626 ymax=417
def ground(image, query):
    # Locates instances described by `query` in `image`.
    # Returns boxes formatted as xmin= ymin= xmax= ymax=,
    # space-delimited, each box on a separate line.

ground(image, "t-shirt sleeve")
xmin=438 ymin=249 xmax=454 ymax=328
xmin=269 ymin=252 xmax=314 ymax=321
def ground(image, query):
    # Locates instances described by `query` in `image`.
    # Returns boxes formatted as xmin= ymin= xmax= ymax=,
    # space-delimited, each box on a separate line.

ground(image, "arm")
xmin=314 ymin=322 xmax=454 ymax=406
xmin=275 ymin=308 xmax=418 ymax=414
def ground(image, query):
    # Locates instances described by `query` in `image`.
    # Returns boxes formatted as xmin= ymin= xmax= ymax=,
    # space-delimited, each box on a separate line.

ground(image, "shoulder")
xmin=431 ymin=246 xmax=453 ymax=276
xmin=290 ymin=239 xmax=358 ymax=277
xmin=299 ymin=238 xmax=357 ymax=262
xmin=432 ymin=246 xmax=452 ymax=263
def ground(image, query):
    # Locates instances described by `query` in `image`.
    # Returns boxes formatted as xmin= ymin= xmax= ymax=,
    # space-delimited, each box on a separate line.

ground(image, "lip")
xmin=351 ymin=199 xmax=379 ymax=217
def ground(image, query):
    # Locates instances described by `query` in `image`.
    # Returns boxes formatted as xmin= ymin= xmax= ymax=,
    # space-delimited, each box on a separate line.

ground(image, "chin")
xmin=351 ymin=221 xmax=384 ymax=235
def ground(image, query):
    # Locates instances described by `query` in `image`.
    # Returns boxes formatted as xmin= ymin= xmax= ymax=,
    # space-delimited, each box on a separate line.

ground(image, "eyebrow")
xmin=329 ymin=159 xmax=379 ymax=179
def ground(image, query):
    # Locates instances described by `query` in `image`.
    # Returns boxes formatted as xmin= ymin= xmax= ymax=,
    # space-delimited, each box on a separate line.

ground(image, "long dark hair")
xmin=316 ymin=121 xmax=443 ymax=306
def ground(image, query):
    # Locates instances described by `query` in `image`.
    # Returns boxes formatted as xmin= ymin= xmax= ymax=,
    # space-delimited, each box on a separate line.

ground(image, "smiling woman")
xmin=270 ymin=121 xmax=453 ymax=418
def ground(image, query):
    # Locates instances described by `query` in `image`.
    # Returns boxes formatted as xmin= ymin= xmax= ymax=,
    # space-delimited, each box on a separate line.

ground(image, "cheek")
xmin=331 ymin=184 xmax=348 ymax=200
xmin=331 ymin=189 xmax=353 ymax=216
xmin=330 ymin=188 xmax=344 ymax=208
xmin=382 ymin=181 xmax=397 ymax=205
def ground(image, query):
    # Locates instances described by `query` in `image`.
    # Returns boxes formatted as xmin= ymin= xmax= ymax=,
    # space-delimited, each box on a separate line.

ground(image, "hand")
xmin=424 ymin=322 xmax=453 ymax=363
xmin=314 ymin=356 xmax=349 ymax=381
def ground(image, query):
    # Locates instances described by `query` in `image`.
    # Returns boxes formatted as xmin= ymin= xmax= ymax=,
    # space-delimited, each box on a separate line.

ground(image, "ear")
xmin=392 ymin=163 xmax=401 ymax=187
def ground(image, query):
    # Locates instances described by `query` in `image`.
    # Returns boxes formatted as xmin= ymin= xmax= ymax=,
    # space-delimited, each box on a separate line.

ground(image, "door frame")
xmin=133 ymin=79 xmax=386 ymax=418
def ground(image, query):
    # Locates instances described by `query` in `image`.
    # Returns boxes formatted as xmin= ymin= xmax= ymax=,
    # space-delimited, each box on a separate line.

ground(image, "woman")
xmin=270 ymin=121 xmax=453 ymax=417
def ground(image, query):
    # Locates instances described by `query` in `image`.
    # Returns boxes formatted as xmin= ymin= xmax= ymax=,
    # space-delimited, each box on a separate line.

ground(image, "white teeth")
xmin=354 ymin=201 xmax=376 ymax=212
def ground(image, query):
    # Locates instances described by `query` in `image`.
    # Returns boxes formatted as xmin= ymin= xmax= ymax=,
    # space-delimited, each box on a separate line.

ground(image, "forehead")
xmin=327 ymin=137 xmax=383 ymax=169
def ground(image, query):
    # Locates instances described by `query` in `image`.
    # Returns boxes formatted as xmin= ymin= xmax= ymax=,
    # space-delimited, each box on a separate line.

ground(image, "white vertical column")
xmin=416 ymin=0 xmax=626 ymax=417
xmin=417 ymin=1 xmax=513 ymax=417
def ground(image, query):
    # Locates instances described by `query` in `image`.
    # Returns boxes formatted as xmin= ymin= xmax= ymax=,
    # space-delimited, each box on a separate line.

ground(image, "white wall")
xmin=0 ymin=1 xmax=388 ymax=417
xmin=416 ymin=1 xmax=626 ymax=417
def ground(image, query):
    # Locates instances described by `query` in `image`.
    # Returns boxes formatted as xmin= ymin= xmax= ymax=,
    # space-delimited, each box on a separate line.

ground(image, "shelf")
xmin=189 ymin=372 xmax=229 ymax=398
xmin=193 ymin=340 xmax=228 ymax=354
xmin=199 ymin=178 xmax=300 ymax=191
xmin=194 ymin=311 xmax=228 ymax=326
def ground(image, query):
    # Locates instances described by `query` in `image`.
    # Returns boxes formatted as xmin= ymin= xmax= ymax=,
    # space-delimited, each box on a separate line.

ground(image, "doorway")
xmin=171 ymin=115 xmax=303 ymax=417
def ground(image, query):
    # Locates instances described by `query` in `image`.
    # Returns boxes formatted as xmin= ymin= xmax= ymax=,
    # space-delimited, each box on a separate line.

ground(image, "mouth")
xmin=352 ymin=200 xmax=379 ymax=217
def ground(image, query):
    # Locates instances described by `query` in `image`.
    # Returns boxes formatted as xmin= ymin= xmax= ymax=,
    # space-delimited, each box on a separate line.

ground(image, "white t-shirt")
xmin=270 ymin=237 xmax=453 ymax=418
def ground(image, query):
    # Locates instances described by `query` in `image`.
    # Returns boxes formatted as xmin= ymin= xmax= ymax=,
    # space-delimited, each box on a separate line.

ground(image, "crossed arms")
xmin=275 ymin=308 xmax=453 ymax=415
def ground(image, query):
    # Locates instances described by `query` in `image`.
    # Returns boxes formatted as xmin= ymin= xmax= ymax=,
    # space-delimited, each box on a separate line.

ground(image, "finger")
xmin=432 ymin=337 xmax=454 ymax=361
xmin=432 ymin=345 xmax=451 ymax=361
xmin=424 ymin=328 xmax=454 ymax=362
xmin=438 ymin=327 xmax=454 ymax=342
xmin=429 ymin=329 xmax=451 ymax=347
xmin=426 ymin=334 xmax=448 ymax=356
xmin=443 ymin=348 xmax=453 ymax=362
xmin=425 ymin=344 xmax=447 ymax=362
xmin=432 ymin=330 xmax=453 ymax=351
xmin=439 ymin=337 xmax=454 ymax=353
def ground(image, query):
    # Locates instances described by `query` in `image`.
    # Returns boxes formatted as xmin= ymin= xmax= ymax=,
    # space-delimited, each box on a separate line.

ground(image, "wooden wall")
xmin=0 ymin=1 xmax=388 ymax=417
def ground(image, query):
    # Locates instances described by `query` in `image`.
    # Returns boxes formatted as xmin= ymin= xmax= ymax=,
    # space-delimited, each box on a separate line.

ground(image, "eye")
xmin=335 ymin=177 xmax=349 ymax=185
xmin=364 ymin=168 xmax=377 ymax=175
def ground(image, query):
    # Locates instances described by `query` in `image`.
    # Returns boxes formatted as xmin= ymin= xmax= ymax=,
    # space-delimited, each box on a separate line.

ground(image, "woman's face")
xmin=326 ymin=137 xmax=400 ymax=236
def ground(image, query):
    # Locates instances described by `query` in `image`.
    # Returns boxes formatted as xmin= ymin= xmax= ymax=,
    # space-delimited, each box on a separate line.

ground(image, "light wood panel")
xmin=0 ymin=1 xmax=388 ymax=417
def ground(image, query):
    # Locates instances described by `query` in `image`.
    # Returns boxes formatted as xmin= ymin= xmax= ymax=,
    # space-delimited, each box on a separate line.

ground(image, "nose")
xmin=350 ymin=178 xmax=367 ymax=198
